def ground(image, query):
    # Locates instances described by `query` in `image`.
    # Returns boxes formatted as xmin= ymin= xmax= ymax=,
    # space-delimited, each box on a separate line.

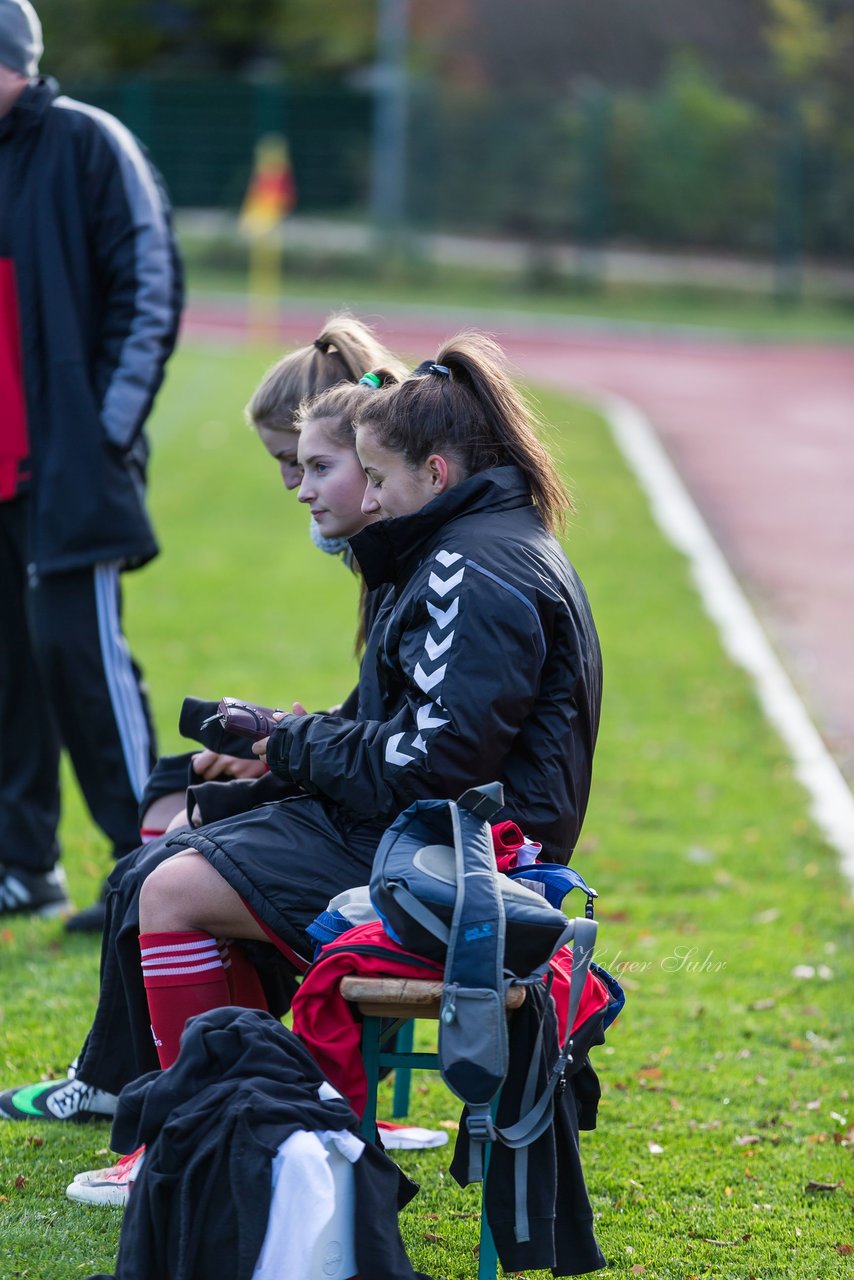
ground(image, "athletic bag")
xmin=369 ymin=782 xmax=575 ymax=977
xmin=369 ymin=782 xmax=598 ymax=1183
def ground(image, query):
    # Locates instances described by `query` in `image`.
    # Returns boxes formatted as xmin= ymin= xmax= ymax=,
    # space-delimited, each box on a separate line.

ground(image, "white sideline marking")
xmin=601 ymin=393 xmax=854 ymax=880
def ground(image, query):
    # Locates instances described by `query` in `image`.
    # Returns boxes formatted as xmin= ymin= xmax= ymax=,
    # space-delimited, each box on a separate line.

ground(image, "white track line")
xmin=602 ymin=393 xmax=854 ymax=879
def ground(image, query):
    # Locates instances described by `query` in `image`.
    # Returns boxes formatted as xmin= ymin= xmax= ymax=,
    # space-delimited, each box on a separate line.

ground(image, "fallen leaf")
xmin=724 ymin=1186 xmax=733 ymax=1197
xmin=791 ymin=965 xmax=815 ymax=979
xmin=14 ymin=1176 xmax=27 ymax=1189
xmin=702 ymin=1238 xmax=740 ymax=1246
xmin=24 ymin=1136 xmax=43 ymax=1148
xmin=638 ymin=1067 xmax=664 ymax=1081
xmin=748 ymin=998 xmax=776 ymax=1011
xmin=438 ymin=1120 xmax=459 ymax=1131
xmin=423 ymin=1233 xmax=446 ymax=1245
xmin=647 ymin=1142 xmax=664 ymax=1155
xmin=631 ymin=1266 xmax=646 ymax=1275
xmin=734 ymin=1135 xmax=763 ymax=1146
xmin=805 ymin=1180 xmax=842 ymax=1192
xmin=836 ymin=1243 xmax=853 ymax=1256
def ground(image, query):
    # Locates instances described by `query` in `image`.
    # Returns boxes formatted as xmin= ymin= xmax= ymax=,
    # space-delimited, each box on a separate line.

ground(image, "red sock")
xmin=139 ymin=930 xmax=230 ymax=1069
xmin=222 ymin=940 xmax=269 ymax=1010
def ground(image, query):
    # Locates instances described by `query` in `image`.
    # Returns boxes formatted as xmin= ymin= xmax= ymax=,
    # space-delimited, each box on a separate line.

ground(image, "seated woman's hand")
xmin=252 ymin=705 xmax=306 ymax=765
xmin=191 ymin=749 xmax=268 ymax=781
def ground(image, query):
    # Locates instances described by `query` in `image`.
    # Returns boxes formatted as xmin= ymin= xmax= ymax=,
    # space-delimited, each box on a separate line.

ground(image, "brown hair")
xmin=354 ymin=332 xmax=572 ymax=532
xmin=245 ymin=313 xmax=408 ymax=434
xmin=293 ymin=368 xmax=402 ymax=447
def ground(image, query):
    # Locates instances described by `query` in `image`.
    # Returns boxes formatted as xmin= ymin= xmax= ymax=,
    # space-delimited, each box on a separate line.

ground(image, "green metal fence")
xmin=66 ymin=76 xmax=852 ymax=268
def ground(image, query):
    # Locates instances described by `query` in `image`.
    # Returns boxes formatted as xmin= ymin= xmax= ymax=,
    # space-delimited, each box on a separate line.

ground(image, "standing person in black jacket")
xmin=0 ymin=0 xmax=183 ymax=929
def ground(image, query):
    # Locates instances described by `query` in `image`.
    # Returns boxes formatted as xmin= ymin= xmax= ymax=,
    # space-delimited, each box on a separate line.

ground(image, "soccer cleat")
xmin=0 ymin=864 xmax=71 ymax=919
xmin=67 ymin=1146 xmax=145 ymax=1207
xmin=0 ymin=1077 xmax=117 ymax=1123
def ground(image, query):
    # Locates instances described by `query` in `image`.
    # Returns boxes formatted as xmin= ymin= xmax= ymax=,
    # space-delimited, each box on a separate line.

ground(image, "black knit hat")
xmin=0 ymin=0 xmax=42 ymax=77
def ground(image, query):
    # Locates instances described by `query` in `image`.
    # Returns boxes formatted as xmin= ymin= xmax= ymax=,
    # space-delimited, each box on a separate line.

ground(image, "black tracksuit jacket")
xmin=0 ymin=77 xmax=182 ymax=574
xmin=266 ymin=466 xmax=603 ymax=863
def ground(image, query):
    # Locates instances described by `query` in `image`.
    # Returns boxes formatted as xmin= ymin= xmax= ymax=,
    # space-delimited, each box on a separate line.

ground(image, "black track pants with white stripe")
xmin=0 ymin=499 xmax=156 ymax=873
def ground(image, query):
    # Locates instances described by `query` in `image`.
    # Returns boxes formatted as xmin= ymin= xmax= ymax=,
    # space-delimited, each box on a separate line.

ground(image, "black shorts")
xmin=166 ymin=794 xmax=384 ymax=958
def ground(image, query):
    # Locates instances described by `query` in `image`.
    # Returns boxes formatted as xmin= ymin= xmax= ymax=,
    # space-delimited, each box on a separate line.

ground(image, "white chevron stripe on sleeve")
xmin=426 ymin=598 xmax=459 ymax=630
xmin=411 ymin=734 xmax=428 ymax=754
xmin=385 ymin=732 xmax=416 ymax=766
xmin=416 ymin=702 xmax=449 ymax=731
xmin=424 ymin=631 xmax=454 ymax=662
xmin=414 ymin=662 xmax=447 ymax=694
xmin=428 ymin=567 xmax=465 ymax=597
xmin=435 ymin=550 xmax=463 ymax=567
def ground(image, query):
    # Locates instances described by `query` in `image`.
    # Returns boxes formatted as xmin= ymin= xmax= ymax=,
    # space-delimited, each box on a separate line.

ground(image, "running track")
xmin=184 ymin=298 xmax=854 ymax=784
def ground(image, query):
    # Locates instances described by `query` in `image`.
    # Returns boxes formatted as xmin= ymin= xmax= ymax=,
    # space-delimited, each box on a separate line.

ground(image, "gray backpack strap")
xmin=492 ymin=916 xmax=599 ymax=1149
xmin=438 ymin=785 xmax=508 ymax=1181
xmin=386 ymin=882 xmax=450 ymax=946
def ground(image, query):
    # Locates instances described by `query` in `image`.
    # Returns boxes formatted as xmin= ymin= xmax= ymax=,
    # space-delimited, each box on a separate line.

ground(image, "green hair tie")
xmin=359 ymin=372 xmax=383 ymax=389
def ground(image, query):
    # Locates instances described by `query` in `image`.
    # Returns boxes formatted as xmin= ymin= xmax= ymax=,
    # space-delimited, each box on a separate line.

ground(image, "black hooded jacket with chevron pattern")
xmin=265 ymin=466 xmax=602 ymax=862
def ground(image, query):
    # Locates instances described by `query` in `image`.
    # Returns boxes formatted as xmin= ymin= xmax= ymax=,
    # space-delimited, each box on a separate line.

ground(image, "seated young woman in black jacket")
xmin=135 ymin=330 xmax=602 ymax=1068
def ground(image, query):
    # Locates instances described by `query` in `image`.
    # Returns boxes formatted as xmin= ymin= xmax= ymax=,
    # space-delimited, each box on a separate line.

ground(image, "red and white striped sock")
xmin=139 ymin=930 xmax=230 ymax=1070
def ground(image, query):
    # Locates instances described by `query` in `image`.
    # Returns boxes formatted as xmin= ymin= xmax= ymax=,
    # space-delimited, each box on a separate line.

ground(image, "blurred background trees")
xmin=34 ymin=0 xmax=854 ymax=265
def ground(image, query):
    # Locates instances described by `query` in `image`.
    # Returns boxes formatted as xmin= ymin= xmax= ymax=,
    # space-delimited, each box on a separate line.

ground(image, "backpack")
xmin=369 ymin=782 xmax=599 ymax=1180
xmin=370 ymin=783 xmax=575 ymax=976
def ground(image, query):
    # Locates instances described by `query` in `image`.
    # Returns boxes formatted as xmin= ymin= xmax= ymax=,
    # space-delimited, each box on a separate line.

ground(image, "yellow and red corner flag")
xmin=240 ymin=134 xmax=296 ymax=237
xmin=241 ymin=135 xmax=296 ymax=341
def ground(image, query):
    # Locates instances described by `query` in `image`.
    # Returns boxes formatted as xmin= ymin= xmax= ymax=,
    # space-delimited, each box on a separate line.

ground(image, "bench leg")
xmin=477 ymin=1140 xmax=498 ymax=1280
xmin=360 ymin=1015 xmax=382 ymax=1140
xmin=392 ymin=1019 xmax=414 ymax=1118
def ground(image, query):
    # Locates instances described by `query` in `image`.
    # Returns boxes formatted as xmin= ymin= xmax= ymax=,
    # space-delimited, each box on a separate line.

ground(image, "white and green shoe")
xmin=0 ymin=1077 xmax=117 ymax=1122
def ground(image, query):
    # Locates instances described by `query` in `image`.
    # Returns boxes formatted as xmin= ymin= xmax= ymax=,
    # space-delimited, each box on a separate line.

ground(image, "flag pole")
xmin=240 ymin=135 xmax=295 ymax=345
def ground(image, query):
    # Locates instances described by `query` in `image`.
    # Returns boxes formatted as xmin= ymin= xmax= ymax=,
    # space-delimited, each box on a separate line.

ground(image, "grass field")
xmin=183 ymin=248 xmax=854 ymax=343
xmin=1 ymin=342 xmax=852 ymax=1279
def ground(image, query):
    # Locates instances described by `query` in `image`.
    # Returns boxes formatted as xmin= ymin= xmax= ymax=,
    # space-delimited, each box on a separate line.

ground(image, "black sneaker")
xmin=0 ymin=1077 xmax=117 ymax=1122
xmin=64 ymin=878 xmax=109 ymax=934
xmin=0 ymin=864 xmax=71 ymax=919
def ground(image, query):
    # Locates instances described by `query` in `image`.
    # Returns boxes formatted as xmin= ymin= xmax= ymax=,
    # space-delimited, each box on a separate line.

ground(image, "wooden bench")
xmin=340 ymin=977 xmax=527 ymax=1280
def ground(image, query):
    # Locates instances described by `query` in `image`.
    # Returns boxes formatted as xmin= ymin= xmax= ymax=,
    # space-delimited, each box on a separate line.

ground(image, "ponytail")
xmin=354 ymin=331 xmax=572 ymax=532
xmin=245 ymin=312 xmax=408 ymax=434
